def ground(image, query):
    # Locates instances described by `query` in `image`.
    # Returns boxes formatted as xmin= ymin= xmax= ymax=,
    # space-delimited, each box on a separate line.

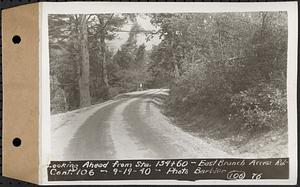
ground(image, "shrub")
xmin=229 ymin=82 xmax=287 ymax=131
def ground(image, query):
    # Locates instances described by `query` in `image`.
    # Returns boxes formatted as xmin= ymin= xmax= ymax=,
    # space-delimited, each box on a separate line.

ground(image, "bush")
xmin=166 ymin=59 xmax=236 ymax=116
xmin=229 ymin=83 xmax=287 ymax=131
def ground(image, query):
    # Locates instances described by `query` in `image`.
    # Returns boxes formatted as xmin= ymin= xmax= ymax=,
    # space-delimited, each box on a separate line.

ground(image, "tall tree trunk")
xmin=100 ymin=36 xmax=109 ymax=88
xmin=78 ymin=15 xmax=91 ymax=107
xmin=100 ymin=35 xmax=110 ymax=99
xmin=97 ymin=14 xmax=111 ymax=99
xmin=171 ymin=39 xmax=180 ymax=79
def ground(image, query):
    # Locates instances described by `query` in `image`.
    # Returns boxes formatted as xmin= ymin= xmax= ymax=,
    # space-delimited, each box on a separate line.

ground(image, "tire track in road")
xmin=62 ymin=89 xmax=160 ymax=160
xmin=109 ymin=98 xmax=151 ymax=159
xmin=63 ymin=100 xmax=125 ymax=160
xmin=60 ymin=89 xmax=228 ymax=160
xmin=121 ymin=91 xmax=182 ymax=158
xmin=109 ymin=89 xmax=163 ymax=159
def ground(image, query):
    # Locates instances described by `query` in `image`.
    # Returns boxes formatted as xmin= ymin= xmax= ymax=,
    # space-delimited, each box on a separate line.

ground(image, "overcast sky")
xmin=107 ymin=14 xmax=161 ymax=51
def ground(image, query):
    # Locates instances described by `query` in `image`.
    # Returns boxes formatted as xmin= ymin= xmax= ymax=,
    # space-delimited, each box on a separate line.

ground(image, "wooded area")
xmin=49 ymin=14 xmax=148 ymax=112
xmin=49 ymin=12 xmax=287 ymax=134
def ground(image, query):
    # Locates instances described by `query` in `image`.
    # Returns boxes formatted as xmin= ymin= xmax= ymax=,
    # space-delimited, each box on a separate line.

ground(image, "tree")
xmin=49 ymin=14 xmax=130 ymax=112
xmin=78 ymin=15 xmax=92 ymax=107
xmin=147 ymin=12 xmax=287 ymax=132
xmin=91 ymin=14 xmax=128 ymax=98
xmin=110 ymin=23 xmax=149 ymax=92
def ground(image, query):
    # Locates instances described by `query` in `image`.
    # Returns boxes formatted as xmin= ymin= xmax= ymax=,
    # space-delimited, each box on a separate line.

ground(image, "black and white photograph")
xmin=42 ymin=2 xmax=297 ymax=184
xmin=49 ymin=11 xmax=289 ymax=160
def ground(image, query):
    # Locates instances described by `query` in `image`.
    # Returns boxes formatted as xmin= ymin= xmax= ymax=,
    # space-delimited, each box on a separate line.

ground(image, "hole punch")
xmin=12 ymin=138 xmax=22 ymax=147
xmin=12 ymin=35 xmax=21 ymax=44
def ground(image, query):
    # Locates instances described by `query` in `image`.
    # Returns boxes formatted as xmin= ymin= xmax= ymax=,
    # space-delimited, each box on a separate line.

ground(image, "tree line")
xmin=50 ymin=12 xmax=288 ymax=133
xmin=49 ymin=14 xmax=148 ymax=113
xmin=146 ymin=12 xmax=287 ymax=132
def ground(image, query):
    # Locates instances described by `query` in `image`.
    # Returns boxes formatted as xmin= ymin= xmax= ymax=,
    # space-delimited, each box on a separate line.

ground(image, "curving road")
xmin=51 ymin=89 xmax=229 ymax=160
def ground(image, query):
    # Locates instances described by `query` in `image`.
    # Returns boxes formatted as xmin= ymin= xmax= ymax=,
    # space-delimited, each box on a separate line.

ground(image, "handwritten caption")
xmin=47 ymin=158 xmax=288 ymax=181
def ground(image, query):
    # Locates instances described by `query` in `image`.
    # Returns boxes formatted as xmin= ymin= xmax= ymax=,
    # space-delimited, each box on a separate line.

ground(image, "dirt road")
xmin=51 ymin=89 xmax=229 ymax=160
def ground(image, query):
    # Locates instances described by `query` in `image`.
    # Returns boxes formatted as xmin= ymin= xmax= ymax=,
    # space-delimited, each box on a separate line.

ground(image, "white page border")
xmin=40 ymin=2 xmax=298 ymax=185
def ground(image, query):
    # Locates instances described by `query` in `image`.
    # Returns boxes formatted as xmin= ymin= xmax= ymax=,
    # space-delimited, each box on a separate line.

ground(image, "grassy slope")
xmin=154 ymin=90 xmax=288 ymax=158
xmin=162 ymin=103 xmax=288 ymax=158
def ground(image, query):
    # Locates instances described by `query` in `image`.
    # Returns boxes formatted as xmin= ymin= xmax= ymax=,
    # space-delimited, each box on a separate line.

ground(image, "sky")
xmin=107 ymin=14 xmax=161 ymax=51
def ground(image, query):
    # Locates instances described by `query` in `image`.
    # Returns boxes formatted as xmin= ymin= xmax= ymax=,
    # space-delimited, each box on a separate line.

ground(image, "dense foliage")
xmin=49 ymin=14 xmax=147 ymax=114
xmin=50 ymin=12 xmax=288 ymax=133
xmin=147 ymin=12 xmax=287 ymax=132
